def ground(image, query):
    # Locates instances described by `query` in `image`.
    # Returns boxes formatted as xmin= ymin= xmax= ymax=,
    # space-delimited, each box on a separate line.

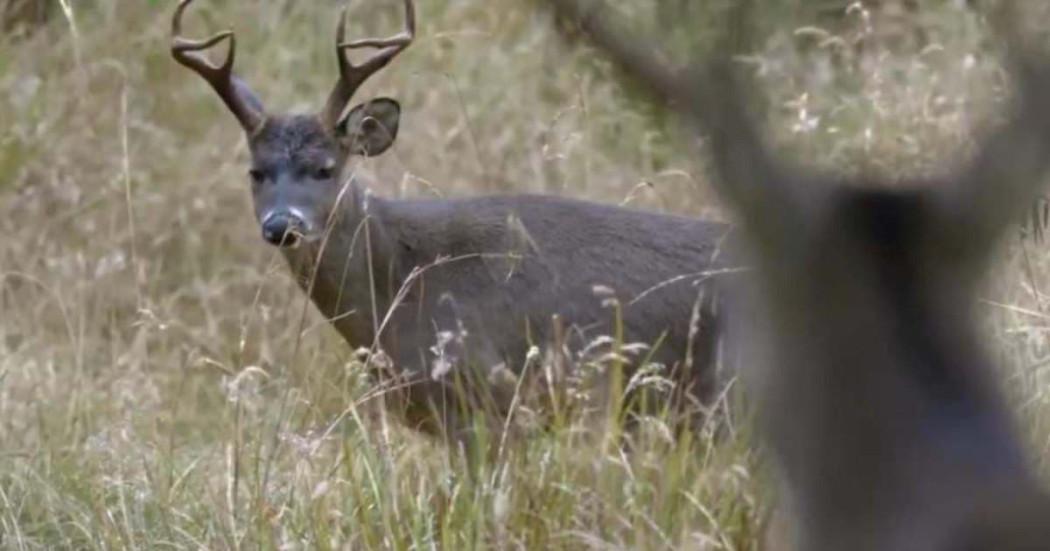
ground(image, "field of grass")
xmin=2 ymin=0 xmax=1049 ymax=549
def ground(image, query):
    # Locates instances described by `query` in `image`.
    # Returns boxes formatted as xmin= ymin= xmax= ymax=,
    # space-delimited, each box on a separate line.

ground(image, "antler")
xmin=944 ymin=39 xmax=1050 ymax=259
xmin=171 ymin=0 xmax=265 ymax=133
xmin=547 ymin=1 xmax=1050 ymax=549
xmin=322 ymin=0 xmax=416 ymax=129
xmin=543 ymin=0 xmax=807 ymax=243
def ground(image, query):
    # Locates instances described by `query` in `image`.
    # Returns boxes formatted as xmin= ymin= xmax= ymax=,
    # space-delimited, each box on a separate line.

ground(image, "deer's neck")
xmin=281 ymin=181 xmax=401 ymax=348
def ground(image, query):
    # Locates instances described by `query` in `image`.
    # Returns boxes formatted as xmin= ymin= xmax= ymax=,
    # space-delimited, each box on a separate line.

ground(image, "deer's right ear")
xmin=336 ymin=98 xmax=401 ymax=157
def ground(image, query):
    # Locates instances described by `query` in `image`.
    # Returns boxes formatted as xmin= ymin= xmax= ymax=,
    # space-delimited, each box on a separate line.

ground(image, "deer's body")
xmin=172 ymin=1 xmax=731 ymax=442
xmin=283 ymin=175 xmax=729 ymax=432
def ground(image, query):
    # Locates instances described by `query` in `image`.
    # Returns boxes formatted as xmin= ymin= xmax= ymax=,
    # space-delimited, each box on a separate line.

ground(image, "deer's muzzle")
xmin=261 ymin=210 xmax=307 ymax=248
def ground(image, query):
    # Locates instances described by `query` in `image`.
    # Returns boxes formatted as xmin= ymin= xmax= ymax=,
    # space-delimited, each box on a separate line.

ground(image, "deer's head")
xmin=171 ymin=0 xmax=414 ymax=248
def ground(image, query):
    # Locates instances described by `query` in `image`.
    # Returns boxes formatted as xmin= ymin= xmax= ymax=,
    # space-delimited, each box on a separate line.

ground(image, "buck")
xmin=171 ymin=0 xmax=733 ymax=447
xmin=547 ymin=0 xmax=1050 ymax=548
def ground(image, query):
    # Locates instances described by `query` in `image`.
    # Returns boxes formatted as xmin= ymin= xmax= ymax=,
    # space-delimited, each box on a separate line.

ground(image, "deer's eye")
xmin=312 ymin=158 xmax=337 ymax=180
xmin=313 ymin=166 xmax=334 ymax=180
xmin=248 ymin=168 xmax=266 ymax=184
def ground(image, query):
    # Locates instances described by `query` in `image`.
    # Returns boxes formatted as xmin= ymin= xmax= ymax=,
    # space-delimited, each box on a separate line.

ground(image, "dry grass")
xmin=1 ymin=0 xmax=1048 ymax=549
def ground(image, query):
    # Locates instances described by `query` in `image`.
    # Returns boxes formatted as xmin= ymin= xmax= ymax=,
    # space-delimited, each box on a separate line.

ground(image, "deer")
xmin=170 ymin=0 xmax=735 ymax=453
xmin=546 ymin=0 xmax=1050 ymax=548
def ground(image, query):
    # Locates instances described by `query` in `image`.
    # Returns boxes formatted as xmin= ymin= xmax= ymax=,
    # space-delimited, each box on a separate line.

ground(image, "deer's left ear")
xmin=336 ymin=98 xmax=401 ymax=157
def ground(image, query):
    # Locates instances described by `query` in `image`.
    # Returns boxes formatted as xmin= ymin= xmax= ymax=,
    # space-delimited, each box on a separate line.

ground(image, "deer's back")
xmin=379 ymin=193 xmax=733 ymax=386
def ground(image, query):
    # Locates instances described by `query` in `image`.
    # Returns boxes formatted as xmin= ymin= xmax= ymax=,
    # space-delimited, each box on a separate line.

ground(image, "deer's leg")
xmin=658 ymin=279 xmax=730 ymax=439
xmin=384 ymin=309 xmax=511 ymax=471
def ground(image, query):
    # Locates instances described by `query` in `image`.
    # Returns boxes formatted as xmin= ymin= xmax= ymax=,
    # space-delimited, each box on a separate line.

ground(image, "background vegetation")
xmin=1 ymin=0 xmax=1049 ymax=548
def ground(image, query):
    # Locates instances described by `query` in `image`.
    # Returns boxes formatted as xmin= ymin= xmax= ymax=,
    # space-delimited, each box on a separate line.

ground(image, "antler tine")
xmin=322 ymin=0 xmax=416 ymax=128
xmin=943 ymin=1 xmax=1050 ymax=256
xmin=545 ymin=1 xmax=690 ymax=124
xmin=171 ymin=0 xmax=264 ymax=132
xmin=544 ymin=0 xmax=803 ymax=240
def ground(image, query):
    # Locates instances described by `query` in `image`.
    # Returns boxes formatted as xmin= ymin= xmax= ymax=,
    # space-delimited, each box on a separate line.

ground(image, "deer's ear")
xmin=336 ymin=98 xmax=401 ymax=157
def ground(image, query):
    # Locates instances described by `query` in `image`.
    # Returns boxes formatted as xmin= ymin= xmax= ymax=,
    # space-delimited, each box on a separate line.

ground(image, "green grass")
xmin=1 ymin=0 xmax=1049 ymax=549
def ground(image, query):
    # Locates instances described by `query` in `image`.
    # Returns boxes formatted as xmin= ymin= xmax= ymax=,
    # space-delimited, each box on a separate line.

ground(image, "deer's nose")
xmin=261 ymin=212 xmax=303 ymax=247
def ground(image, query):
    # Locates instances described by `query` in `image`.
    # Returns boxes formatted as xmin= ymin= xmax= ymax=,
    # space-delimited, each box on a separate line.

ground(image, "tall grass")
xmin=1 ymin=1 xmax=1048 ymax=549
